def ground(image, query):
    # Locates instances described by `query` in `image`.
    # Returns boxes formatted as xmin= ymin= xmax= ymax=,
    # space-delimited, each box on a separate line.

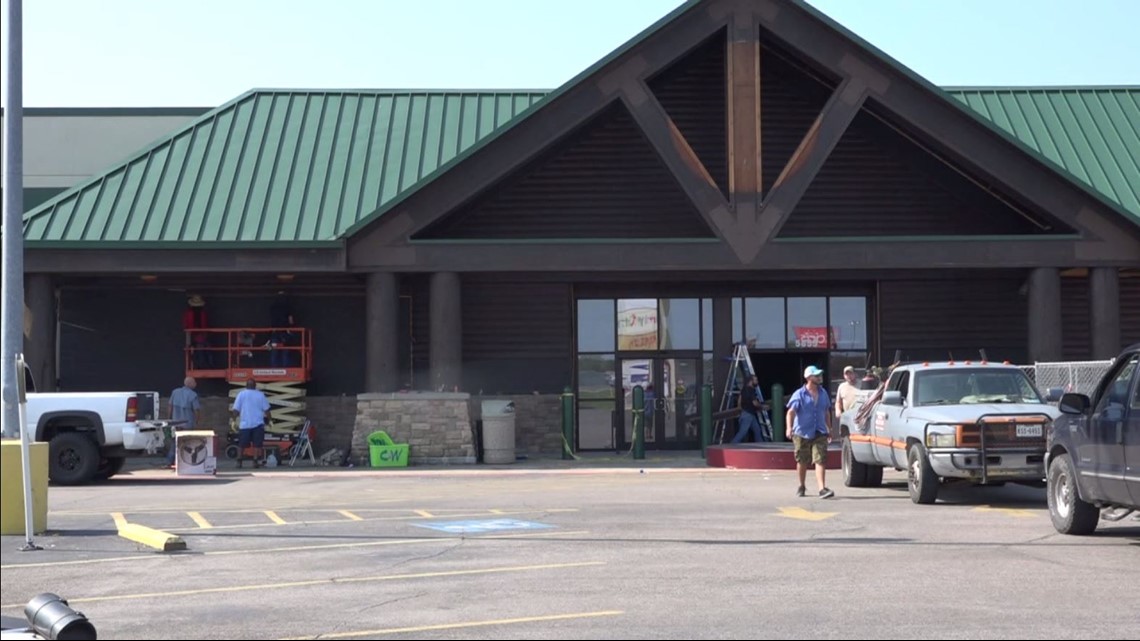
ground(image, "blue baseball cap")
xmin=803 ymin=366 xmax=824 ymax=378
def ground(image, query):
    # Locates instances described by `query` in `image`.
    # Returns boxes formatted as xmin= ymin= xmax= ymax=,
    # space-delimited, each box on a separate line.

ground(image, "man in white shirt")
xmin=835 ymin=366 xmax=860 ymax=420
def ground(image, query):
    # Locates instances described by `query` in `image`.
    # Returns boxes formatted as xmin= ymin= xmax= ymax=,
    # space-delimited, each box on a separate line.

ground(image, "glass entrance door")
xmin=617 ymin=356 xmax=701 ymax=450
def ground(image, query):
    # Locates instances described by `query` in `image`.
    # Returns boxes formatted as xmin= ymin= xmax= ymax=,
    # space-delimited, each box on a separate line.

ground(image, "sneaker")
xmin=796 ymin=486 xmax=806 ymax=497
xmin=819 ymin=487 xmax=835 ymax=499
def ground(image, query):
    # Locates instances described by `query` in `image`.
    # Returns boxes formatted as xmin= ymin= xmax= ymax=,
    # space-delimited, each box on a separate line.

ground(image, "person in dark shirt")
xmin=731 ymin=375 xmax=765 ymax=443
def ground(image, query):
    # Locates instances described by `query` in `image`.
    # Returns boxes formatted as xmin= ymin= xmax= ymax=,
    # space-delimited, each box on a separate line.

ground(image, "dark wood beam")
xmin=754 ymin=76 xmax=869 ymax=242
xmin=24 ymin=247 xmax=347 ymax=273
xmin=349 ymin=236 xmax=1134 ymax=273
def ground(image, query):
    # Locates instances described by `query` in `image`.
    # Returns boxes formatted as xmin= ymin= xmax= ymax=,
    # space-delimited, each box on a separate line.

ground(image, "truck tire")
xmin=865 ymin=463 xmax=884 ymax=488
xmin=907 ymin=443 xmax=939 ymax=505
xmin=94 ymin=456 xmax=127 ymax=481
xmin=1047 ymin=452 xmax=1099 ymax=535
xmin=842 ymin=437 xmax=869 ymax=487
xmin=49 ymin=432 xmax=100 ymax=486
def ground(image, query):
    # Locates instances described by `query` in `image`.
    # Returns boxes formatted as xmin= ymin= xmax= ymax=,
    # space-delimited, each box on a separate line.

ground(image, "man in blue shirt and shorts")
xmin=786 ymin=365 xmax=835 ymax=499
xmin=232 ymin=379 xmax=272 ymax=468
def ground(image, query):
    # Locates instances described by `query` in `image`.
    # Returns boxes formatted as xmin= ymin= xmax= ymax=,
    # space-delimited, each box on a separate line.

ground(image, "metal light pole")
xmin=2 ymin=0 xmax=25 ymax=437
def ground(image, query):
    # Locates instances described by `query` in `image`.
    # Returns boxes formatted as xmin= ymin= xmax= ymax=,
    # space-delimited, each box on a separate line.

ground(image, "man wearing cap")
xmin=786 ymin=365 xmax=835 ymax=499
xmin=835 ymin=365 xmax=860 ymax=419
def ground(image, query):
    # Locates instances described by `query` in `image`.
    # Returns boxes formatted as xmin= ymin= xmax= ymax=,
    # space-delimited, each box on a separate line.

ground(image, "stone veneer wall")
xmin=351 ymin=393 xmax=476 ymax=465
xmin=161 ymin=396 xmax=359 ymax=456
xmin=469 ymin=394 xmax=563 ymax=457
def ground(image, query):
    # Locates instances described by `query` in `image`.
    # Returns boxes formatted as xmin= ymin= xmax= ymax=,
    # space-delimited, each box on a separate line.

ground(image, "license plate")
xmin=1016 ymin=424 xmax=1043 ymax=438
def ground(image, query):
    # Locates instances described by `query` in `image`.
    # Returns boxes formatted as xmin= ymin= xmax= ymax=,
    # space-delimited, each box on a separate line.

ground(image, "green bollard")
xmin=700 ymin=384 xmax=713 ymax=458
xmin=771 ymin=383 xmax=785 ymax=442
xmin=561 ymin=386 xmax=576 ymax=460
xmin=632 ymin=385 xmax=645 ymax=460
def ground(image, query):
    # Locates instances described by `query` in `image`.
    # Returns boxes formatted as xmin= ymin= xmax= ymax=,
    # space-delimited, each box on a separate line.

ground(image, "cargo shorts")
xmin=793 ymin=433 xmax=829 ymax=466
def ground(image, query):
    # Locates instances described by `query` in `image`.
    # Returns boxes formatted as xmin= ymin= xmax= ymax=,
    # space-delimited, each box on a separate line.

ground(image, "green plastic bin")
xmin=368 ymin=431 xmax=409 ymax=468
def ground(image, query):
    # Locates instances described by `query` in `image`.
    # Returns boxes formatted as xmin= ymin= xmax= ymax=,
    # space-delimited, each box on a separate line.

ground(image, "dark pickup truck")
xmin=1045 ymin=343 xmax=1140 ymax=535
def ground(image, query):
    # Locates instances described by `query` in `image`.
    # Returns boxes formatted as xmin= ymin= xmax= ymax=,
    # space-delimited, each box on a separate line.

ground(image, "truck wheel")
xmin=1047 ymin=453 xmax=1099 ymax=535
xmin=865 ymin=463 xmax=884 ymax=488
xmin=49 ymin=432 xmax=100 ymax=485
xmin=94 ymin=456 xmax=127 ymax=481
xmin=842 ymin=437 xmax=868 ymax=487
xmin=907 ymin=443 xmax=939 ymax=505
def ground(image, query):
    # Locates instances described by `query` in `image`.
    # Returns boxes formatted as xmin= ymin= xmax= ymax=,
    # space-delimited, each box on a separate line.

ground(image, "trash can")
xmin=481 ymin=400 xmax=516 ymax=464
xmin=368 ymin=431 xmax=409 ymax=468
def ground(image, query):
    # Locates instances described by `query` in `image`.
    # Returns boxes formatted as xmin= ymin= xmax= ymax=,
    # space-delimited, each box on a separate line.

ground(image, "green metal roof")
xmin=947 ymin=87 xmax=1140 ymax=223
xmin=19 ymin=0 xmax=1140 ymax=245
xmin=22 ymin=90 xmax=546 ymax=246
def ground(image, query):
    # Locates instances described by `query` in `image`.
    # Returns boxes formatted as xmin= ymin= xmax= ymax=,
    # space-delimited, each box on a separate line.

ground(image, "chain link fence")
xmin=1020 ymin=360 xmax=1115 ymax=397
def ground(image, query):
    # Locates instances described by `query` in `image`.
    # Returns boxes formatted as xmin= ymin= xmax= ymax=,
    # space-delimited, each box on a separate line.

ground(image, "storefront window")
xmin=787 ymin=297 xmax=828 ymax=349
xmin=577 ymin=354 xmax=616 ymax=449
xmin=617 ymin=299 xmax=659 ymax=351
xmin=745 ymin=298 xmax=784 ymax=349
xmin=829 ymin=297 xmax=868 ymax=350
xmin=577 ymin=299 xmax=615 ymax=352
xmin=660 ymin=299 xmax=700 ymax=350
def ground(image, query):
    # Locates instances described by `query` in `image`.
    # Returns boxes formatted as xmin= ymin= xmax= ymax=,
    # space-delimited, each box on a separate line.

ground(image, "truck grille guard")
xmin=923 ymin=412 xmax=1054 ymax=485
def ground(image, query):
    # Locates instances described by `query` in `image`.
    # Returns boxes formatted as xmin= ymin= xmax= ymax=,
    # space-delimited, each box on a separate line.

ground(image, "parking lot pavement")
xmin=2 ymin=466 xmax=1136 ymax=640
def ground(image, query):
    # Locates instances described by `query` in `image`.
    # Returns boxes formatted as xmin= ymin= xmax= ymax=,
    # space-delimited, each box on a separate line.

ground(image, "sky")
xmin=0 ymin=0 xmax=1137 ymax=108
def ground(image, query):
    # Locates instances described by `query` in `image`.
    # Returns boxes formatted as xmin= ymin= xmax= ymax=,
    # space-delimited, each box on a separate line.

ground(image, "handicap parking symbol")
xmin=412 ymin=518 xmax=554 ymax=534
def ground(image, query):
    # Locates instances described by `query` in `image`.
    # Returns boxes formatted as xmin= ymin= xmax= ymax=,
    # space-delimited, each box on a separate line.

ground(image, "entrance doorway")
xmin=751 ymin=351 xmax=829 ymax=407
xmin=615 ymin=356 xmax=701 ymax=451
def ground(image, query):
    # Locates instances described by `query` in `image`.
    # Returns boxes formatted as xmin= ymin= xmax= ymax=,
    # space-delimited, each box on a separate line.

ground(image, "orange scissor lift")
xmin=185 ymin=327 xmax=314 ymax=458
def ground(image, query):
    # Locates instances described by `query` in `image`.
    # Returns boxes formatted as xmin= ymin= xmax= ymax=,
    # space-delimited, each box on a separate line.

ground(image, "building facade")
xmin=17 ymin=0 xmax=1140 ymax=454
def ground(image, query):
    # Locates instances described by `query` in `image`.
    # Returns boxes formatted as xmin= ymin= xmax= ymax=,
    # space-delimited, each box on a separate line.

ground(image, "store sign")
xmin=793 ymin=326 xmax=838 ymax=349
xmin=618 ymin=299 xmax=658 ymax=350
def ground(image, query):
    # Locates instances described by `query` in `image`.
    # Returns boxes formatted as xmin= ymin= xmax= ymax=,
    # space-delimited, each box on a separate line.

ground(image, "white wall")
xmin=2 ymin=109 xmax=207 ymax=189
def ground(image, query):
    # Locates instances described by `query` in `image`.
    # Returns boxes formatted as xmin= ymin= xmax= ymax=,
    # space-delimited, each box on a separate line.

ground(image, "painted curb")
xmin=118 ymin=523 xmax=187 ymax=552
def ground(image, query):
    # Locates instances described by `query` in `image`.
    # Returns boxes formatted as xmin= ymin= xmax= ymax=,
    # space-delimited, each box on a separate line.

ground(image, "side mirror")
xmin=882 ymin=391 xmax=903 ymax=407
xmin=1045 ymin=387 xmax=1064 ymax=403
xmin=1058 ymin=393 xmax=1091 ymax=415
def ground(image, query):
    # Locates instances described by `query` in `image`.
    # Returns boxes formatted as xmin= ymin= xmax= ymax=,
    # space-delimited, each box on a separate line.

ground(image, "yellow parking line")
xmin=186 ymin=512 xmax=213 ymax=529
xmin=0 ymin=562 xmax=606 ymax=608
xmin=280 ymin=610 xmax=624 ymax=640
xmin=162 ymin=508 xmax=577 ymax=533
xmin=413 ymin=509 xmax=434 ymax=518
xmin=110 ymin=512 xmax=128 ymax=529
xmin=338 ymin=510 xmax=363 ymax=521
xmin=264 ymin=511 xmax=287 ymax=525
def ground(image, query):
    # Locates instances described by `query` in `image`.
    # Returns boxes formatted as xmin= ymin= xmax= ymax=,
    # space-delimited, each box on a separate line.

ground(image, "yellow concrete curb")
xmin=117 ymin=523 xmax=187 ymax=552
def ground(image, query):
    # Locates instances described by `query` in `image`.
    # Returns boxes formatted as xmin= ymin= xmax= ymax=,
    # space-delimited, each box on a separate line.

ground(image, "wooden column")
xmin=1089 ymin=267 xmax=1121 ymax=359
xmin=1027 ymin=267 xmax=1063 ymax=362
xmin=365 ymin=272 xmax=400 ymax=392
xmin=24 ymin=274 xmax=56 ymax=392
xmin=429 ymin=272 xmax=462 ymax=391
xmin=727 ymin=10 xmax=761 ymax=209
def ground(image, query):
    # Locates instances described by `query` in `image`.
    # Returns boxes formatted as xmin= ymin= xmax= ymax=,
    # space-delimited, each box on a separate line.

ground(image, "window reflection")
xmin=617 ymin=299 xmax=659 ymax=350
xmin=577 ymin=300 xmax=615 ymax=352
xmin=577 ymin=354 xmax=616 ymax=449
xmin=745 ymin=298 xmax=784 ymax=349
xmin=787 ymin=297 xmax=828 ymax=349
xmin=829 ymin=297 xmax=867 ymax=350
xmin=660 ymin=299 xmax=700 ymax=350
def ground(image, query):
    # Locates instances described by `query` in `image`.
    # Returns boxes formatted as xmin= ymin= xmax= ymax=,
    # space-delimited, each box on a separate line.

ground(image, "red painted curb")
xmin=707 ymin=444 xmax=842 ymax=470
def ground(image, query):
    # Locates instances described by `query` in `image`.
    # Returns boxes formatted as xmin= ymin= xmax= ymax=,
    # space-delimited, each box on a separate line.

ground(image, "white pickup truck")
xmin=15 ymin=367 xmax=170 ymax=485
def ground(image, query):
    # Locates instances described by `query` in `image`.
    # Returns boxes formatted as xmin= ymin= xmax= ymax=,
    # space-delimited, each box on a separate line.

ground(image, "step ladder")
xmin=714 ymin=344 xmax=773 ymax=444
